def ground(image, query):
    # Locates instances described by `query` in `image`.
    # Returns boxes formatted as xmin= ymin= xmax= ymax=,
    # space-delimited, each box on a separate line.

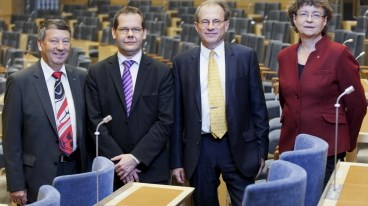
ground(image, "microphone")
xmin=342 ymin=38 xmax=353 ymax=46
xmin=94 ymin=115 xmax=112 ymax=205
xmin=143 ymin=41 xmax=148 ymax=53
xmin=364 ymin=10 xmax=368 ymax=37
xmin=5 ymin=58 xmax=12 ymax=69
xmin=5 ymin=58 xmax=12 ymax=78
xmin=94 ymin=115 xmax=112 ymax=158
xmin=364 ymin=10 xmax=368 ymax=17
xmin=332 ymin=86 xmax=355 ymax=192
xmin=26 ymin=40 xmax=33 ymax=55
xmin=28 ymin=11 xmax=35 ymax=22
xmin=356 ymin=51 xmax=365 ymax=60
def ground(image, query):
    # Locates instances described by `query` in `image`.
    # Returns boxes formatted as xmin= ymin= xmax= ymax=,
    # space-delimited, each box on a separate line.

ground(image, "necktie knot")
xmin=123 ymin=60 xmax=135 ymax=70
xmin=52 ymin=72 xmax=63 ymax=80
xmin=209 ymin=50 xmax=215 ymax=59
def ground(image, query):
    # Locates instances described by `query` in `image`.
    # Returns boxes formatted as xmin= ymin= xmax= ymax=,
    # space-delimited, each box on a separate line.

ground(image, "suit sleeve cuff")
xmin=130 ymin=154 xmax=140 ymax=164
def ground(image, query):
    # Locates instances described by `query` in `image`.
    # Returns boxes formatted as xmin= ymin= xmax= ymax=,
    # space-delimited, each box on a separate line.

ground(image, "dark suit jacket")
xmin=278 ymin=36 xmax=367 ymax=156
xmin=2 ymin=62 xmax=88 ymax=202
xmin=170 ymin=43 xmax=269 ymax=179
xmin=85 ymin=54 xmax=173 ymax=183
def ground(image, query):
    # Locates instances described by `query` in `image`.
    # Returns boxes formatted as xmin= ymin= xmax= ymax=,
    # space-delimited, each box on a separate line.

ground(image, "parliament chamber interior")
xmin=0 ymin=0 xmax=367 ymax=205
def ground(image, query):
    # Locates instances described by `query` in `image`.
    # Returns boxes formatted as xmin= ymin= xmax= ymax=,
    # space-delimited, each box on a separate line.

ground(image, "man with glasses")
xmin=85 ymin=6 xmax=173 ymax=190
xmin=170 ymin=1 xmax=269 ymax=205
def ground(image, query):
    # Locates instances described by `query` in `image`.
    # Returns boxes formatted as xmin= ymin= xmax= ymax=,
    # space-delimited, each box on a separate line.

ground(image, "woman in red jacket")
xmin=278 ymin=0 xmax=367 ymax=185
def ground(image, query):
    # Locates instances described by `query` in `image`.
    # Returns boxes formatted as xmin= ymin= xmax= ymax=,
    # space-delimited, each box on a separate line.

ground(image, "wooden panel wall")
xmin=0 ymin=0 xmax=24 ymax=24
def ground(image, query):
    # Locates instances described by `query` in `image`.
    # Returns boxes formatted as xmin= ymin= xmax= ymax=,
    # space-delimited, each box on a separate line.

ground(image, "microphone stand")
xmin=364 ymin=10 xmax=368 ymax=37
xmin=94 ymin=115 xmax=112 ymax=205
xmin=333 ymin=86 xmax=355 ymax=192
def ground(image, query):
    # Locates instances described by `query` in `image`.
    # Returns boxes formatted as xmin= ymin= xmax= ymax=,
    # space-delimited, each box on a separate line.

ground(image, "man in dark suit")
xmin=2 ymin=19 xmax=89 ymax=204
xmin=170 ymin=1 xmax=269 ymax=205
xmin=85 ymin=6 xmax=173 ymax=189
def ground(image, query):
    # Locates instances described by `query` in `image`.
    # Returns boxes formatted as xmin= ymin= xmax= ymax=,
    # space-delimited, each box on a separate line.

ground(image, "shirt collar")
xmin=41 ymin=58 xmax=67 ymax=80
xmin=117 ymin=50 xmax=142 ymax=66
xmin=200 ymin=41 xmax=225 ymax=59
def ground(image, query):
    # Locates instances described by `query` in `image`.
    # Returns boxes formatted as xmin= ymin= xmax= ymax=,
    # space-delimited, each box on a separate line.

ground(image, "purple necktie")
xmin=122 ymin=60 xmax=134 ymax=116
xmin=52 ymin=72 xmax=73 ymax=155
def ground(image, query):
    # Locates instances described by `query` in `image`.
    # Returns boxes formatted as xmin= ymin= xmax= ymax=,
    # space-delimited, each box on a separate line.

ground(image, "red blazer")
xmin=278 ymin=36 xmax=367 ymax=156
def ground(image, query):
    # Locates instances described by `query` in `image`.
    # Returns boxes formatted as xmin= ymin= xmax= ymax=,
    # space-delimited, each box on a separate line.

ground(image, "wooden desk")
xmin=23 ymin=54 xmax=38 ymax=68
xmin=346 ymin=79 xmax=368 ymax=162
xmin=318 ymin=162 xmax=368 ymax=205
xmin=98 ymin=182 xmax=194 ymax=206
xmin=98 ymin=45 xmax=117 ymax=61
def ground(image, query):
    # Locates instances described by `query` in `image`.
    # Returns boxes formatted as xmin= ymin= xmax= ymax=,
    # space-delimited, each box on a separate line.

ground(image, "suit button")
xmin=199 ymin=119 xmax=201 ymax=122
xmin=125 ymin=119 xmax=128 ymax=124
xmin=197 ymin=141 xmax=200 ymax=144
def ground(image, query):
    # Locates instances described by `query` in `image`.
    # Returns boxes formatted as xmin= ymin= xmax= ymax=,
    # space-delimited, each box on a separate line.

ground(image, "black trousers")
xmin=190 ymin=133 xmax=254 ymax=206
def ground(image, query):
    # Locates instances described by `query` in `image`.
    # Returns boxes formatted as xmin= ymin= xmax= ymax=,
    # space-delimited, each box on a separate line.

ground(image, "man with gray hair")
xmin=2 ymin=19 xmax=89 ymax=204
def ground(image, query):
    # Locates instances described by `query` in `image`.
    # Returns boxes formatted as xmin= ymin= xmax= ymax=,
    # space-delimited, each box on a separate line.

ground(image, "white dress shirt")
xmin=41 ymin=59 xmax=77 ymax=151
xmin=200 ymin=42 xmax=226 ymax=134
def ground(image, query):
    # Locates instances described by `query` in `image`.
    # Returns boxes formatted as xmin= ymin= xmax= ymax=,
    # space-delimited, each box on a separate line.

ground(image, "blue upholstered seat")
xmin=243 ymin=160 xmax=307 ymax=206
xmin=280 ymin=133 xmax=328 ymax=206
xmin=26 ymin=185 xmax=60 ymax=206
xmin=52 ymin=156 xmax=114 ymax=206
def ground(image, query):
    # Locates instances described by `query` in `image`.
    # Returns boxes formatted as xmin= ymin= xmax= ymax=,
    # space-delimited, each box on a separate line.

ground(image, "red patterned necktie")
xmin=122 ymin=60 xmax=135 ymax=116
xmin=52 ymin=72 xmax=73 ymax=155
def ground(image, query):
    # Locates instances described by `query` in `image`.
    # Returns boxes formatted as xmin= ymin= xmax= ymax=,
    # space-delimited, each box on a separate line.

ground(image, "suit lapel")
xmin=32 ymin=62 xmax=58 ymax=134
xmin=224 ymin=43 xmax=235 ymax=104
xmin=191 ymin=48 xmax=201 ymax=115
xmin=107 ymin=55 xmax=127 ymax=110
xmin=65 ymin=66 xmax=82 ymax=138
xmin=130 ymin=54 xmax=151 ymax=112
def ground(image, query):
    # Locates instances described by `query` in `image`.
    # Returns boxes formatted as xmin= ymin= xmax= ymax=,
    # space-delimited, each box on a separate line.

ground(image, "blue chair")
xmin=53 ymin=156 xmax=114 ymax=206
xmin=243 ymin=160 xmax=307 ymax=206
xmin=27 ymin=185 xmax=60 ymax=206
xmin=280 ymin=133 xmax=328 ymax=206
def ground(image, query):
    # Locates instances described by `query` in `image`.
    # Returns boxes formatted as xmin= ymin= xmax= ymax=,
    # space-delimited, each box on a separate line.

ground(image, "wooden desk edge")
xmin=318 ymin=162 xmax=368 ymax=206
xmin=98 ymin=182 xmax=194 ymax=206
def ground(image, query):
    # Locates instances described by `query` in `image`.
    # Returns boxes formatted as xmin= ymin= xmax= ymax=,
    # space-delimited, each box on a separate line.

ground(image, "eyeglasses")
xmin=296 ymin=11 xmax=325 ymax=21
xmin=116 ymin=27 xmax=143 ymax=34
xmin=198 ymin=19 xmax=226 ymax=28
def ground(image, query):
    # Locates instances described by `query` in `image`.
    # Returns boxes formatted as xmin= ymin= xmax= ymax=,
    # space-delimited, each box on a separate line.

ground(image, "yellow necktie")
xmin=208 ymin=51 xmax=227 ymax=138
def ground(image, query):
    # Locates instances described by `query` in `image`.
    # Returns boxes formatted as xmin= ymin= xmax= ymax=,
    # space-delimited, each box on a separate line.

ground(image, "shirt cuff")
xmin=130 ymin=154 xmax=140 ymax=164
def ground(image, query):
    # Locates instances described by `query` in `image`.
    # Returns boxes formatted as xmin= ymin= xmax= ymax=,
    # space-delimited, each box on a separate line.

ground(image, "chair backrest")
xmin=52 ymin=156 xmax=114 ymax=206
xmin=242 ymin=160 xmax=307 ymax=206
xmin=262 ymin=20 xmax=276 ymax=40
xmin=280 ymin=133 xmax=328 ymax=206
xmin=271 ymin=22 xmax=291 ymax=43
xmin=333 ymin=29 xmax=349 ymax=44
xmin=328 ymin=13 xmax=342 ymax=32
xmin=26 ymin=185 xmax=60 ymax=206
xmin=345 ymin=31 xmax=365 ymax=64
